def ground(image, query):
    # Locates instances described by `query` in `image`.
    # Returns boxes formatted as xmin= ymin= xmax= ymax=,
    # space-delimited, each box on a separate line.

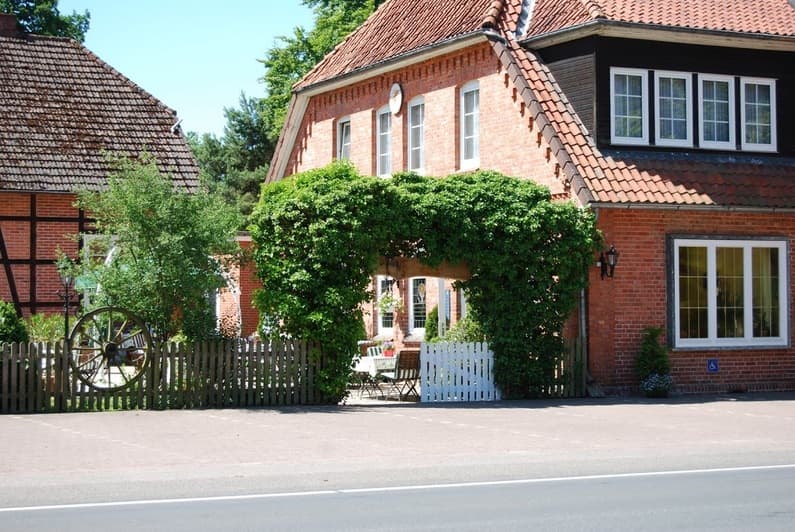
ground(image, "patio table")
xmin=352 ymin=355 xmax=397 ymax=397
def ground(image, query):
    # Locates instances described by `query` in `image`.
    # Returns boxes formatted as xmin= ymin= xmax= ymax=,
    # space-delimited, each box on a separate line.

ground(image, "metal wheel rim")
xmin=68 ymin=306 xmax=152 ymax=391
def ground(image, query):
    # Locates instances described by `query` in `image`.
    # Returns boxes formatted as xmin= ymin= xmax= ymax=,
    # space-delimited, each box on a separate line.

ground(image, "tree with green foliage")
xmin=0 ymin=0 xmax=89 ymax=41
xmin=250 ymin=162 xmax=599 ymax=401
xmin=187 ymin=94 xmax=271 ymax=225
xmin=259 ymin=0 xmax=380 ymax=141
xmin=75 ymin=155 xmax=242 ymax=341
xmin=189 ymin=1 xmax=380 ymax=224
xmin=0 ymin=300 xmax=28 ymax=344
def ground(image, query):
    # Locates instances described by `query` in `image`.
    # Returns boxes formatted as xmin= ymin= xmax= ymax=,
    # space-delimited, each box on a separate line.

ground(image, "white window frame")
xmin=654 ymin=70 xmax=692 ymax=148
xmin=409 ymin=277 xmax=427 ymax=335
xmin=698 ymin=74 xmax=735 ymax=150
xmin=610 ymin=67 xmax=648 ymax=146
xmin=740 ymin=77 xmax=777 ymax=153
xmin=460 ymin=80 xmax=480 ymax=170
xmin=337 ymin=117 xmax=351 ymax=160
xmin=376 ymin=275 xmax=395 ymax=336
xmin=376 ymin=106 xmax=391 ymax=177
xmin=673 ymin=238 xmax=788 ymax=349
xmin=407 ymin=96 xmax=425 ymax=173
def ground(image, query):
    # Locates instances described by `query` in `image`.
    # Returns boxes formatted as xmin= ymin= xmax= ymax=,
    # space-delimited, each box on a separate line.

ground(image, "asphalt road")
xmin=1 ymin=393 xmax=794 ymax=529
xmin=2 ymin=465 xmax=794 ymax=531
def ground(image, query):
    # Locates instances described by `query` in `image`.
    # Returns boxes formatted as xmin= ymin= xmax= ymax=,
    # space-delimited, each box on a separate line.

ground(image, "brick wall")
xmin=589 ymin=207 xmax=795 ymax=393
xmin=284 ymin=42 xmax=568 ymax=349
xmin=237 ymin=237 xmax=261 ymax=338
xmin=286 ymin=42 xmax=564 ymax=194
xmin=0 ymin=192 xmax=81 ymax=316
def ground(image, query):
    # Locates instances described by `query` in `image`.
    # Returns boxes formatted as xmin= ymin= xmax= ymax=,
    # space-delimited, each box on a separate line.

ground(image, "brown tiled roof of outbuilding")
xmin=526 ymin=0 xmax=795 ymax=38
xmin=296 ymin=0 xmax=503 ymax=90
xmin=0 ymin=32 xmax=199 ymax=193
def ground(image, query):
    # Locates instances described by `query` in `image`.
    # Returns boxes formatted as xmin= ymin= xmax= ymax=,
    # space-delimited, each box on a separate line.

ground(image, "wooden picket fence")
xmin=420 ymin=338 xmax=585 ymax=402
xmin=0 ymin=340 xmax=322 ymax=413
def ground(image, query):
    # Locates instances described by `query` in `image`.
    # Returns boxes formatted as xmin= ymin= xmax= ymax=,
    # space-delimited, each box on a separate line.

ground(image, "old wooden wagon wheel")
xmin=69 ymin=306 xmax=153 ymax=391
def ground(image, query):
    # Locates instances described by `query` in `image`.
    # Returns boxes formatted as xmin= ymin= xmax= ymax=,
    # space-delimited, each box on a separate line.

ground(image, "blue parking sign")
xmin=707 ymin=359 xmax=719 ymax=373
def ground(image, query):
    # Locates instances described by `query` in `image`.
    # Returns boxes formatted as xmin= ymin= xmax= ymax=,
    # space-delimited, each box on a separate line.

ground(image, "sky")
xmin=59 ymin=0 xmax=314 ymax=137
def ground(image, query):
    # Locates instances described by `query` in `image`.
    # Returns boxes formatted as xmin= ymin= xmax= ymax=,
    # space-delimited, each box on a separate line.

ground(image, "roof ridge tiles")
xmin=482 ymin=0 xmax=506 ymax=28
xmin=578 ymin=0 xmax=605 ymax=19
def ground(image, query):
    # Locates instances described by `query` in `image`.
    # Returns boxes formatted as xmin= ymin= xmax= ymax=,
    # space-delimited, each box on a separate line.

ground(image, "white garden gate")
xmin=420 ymin=342 xmax=501 ymax=402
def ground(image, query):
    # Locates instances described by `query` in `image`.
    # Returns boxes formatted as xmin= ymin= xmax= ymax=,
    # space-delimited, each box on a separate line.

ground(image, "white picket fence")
xmin=420 ymin=342 xmax=501 ymax=402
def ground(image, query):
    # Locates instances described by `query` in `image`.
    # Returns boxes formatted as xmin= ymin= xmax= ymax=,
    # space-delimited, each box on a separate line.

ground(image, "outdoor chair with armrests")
xmin=379 ymin=350 xmax=420 ymax=401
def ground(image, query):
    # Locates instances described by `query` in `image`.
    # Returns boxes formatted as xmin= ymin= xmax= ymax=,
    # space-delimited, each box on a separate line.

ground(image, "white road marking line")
xmin=1 ymin=463 xmax=794 ymax=513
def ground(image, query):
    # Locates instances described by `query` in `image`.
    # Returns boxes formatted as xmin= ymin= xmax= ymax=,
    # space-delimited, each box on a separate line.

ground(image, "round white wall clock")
xmin=389 ymin=83 xmax=403 ymax=115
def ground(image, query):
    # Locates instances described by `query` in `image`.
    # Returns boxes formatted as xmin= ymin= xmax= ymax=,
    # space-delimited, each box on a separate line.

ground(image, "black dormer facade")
xmin=531 ymin=36 xmax=795 ymax=157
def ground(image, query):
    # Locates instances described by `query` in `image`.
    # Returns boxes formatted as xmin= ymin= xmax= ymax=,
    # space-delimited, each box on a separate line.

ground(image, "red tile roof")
xmin=276 ymin=0 xmax=795 ymax=210
xmin=296 ymin=0 xmax=501 ymax=90
xmin=526 ymin=0 xmax=795 ymax=38
xmin=0 ymin=32 xmax=199 ymax=193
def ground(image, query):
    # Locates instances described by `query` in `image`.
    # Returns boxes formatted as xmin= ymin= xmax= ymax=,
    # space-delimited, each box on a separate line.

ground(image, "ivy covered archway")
xmin=250 ymin=162 xmax=599 ymax=401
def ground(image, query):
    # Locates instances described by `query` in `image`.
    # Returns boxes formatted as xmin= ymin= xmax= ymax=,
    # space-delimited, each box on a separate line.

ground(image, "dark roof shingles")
xmin=0 ymin=35 xmax=199 ymax=193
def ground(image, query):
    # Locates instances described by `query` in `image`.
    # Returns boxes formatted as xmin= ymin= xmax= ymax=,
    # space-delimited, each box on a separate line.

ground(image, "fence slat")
xmin=420 ymin=342 xmax=501 ymax=403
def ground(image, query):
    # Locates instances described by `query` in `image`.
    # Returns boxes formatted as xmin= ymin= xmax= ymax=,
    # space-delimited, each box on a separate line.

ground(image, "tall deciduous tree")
xmin=189 ymin=0 xmax=380 ymax=224
xmin=259 ymin=0 xmax=380 ymax=141
xmin=0 ymin=0 xmax=89 ymax=42
xmin=76 ymin=155 xmax=241 ymax=341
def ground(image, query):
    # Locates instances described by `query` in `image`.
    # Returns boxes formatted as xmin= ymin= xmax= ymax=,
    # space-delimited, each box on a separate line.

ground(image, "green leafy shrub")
xmin=635 ymin=327 xmax=671 ymax=379
xmin=25 ymin=313 xmax=66 ymax=343
xmin=636 ymin=327 xmax=672 ymax=397
xmin=251 ymin=162 xmax=599 ymax=401
xmin=425 ymin=305 xmax=439 ymax=342
xmin=439 ymin=313 xmax=486 ymax=343
xmin=0 ymin=301 xmax=29 ymax=344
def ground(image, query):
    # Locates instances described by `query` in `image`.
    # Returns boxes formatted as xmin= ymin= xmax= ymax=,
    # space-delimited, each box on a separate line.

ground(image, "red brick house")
xmin=0 ymin=15 xmax=199 ymax=318
xmin=267 ymin=0 xmax=795 ymax=394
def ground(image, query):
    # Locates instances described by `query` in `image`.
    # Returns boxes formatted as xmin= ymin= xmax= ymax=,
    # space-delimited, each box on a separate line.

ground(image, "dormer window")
xmin=699 ymin=74 xmax=735 ymax=150
xmin=741 ymin=78 xmax=777 ymax=153
xmin=610 ymin=68 xmax=777 ymax=153
xmin=610 ymin=68 xmax=648 ymax=145
xmin=655 ymin=71 xmax=692 ymax=148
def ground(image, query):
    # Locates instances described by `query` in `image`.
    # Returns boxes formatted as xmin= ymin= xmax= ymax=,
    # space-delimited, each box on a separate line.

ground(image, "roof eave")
xmin=295 ymin=30 xmax=495 ymax=96
xmin=588 ymin=202 xmax=795 ymax=213
xmin=521 ymin=20 xmax=795 ymax=52
xmin=267 ymin=30 xmax=497 ymax=183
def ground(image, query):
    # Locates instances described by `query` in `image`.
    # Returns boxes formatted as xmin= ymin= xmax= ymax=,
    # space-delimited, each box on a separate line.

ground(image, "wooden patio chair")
xmin=380 ymin=350 xmax=420 ymax=401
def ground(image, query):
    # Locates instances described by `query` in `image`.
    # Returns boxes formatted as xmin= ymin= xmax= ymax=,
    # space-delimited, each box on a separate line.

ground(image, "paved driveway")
xmin=1 ymin=393 xmax=794 ymax=507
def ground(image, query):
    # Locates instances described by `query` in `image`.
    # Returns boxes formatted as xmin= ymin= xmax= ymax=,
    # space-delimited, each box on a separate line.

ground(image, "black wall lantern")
xmin=599 ymin=244 xmax=619 ymax=280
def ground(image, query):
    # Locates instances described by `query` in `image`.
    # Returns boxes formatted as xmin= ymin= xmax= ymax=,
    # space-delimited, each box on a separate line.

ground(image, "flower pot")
xmin=383 ymin=349 xmax=395 ymax=357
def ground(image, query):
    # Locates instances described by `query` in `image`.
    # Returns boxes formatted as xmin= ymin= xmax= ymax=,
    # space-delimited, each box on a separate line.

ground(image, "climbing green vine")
xmin=250 ymin=161 xmax=599 ymax=401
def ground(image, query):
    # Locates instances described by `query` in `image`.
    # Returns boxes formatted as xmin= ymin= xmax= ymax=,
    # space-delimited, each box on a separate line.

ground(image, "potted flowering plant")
xmin=636 ymin=327 xmax=673 ymax=397
xmin=381 ymin=340 xmax=396 ymax=357
xmin=377 ymin=292 xmax=403 ymax=315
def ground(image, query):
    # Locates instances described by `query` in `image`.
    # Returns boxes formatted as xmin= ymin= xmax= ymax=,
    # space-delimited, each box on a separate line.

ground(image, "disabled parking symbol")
xmin=707 ymin=359 xmax=719 ymax=373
